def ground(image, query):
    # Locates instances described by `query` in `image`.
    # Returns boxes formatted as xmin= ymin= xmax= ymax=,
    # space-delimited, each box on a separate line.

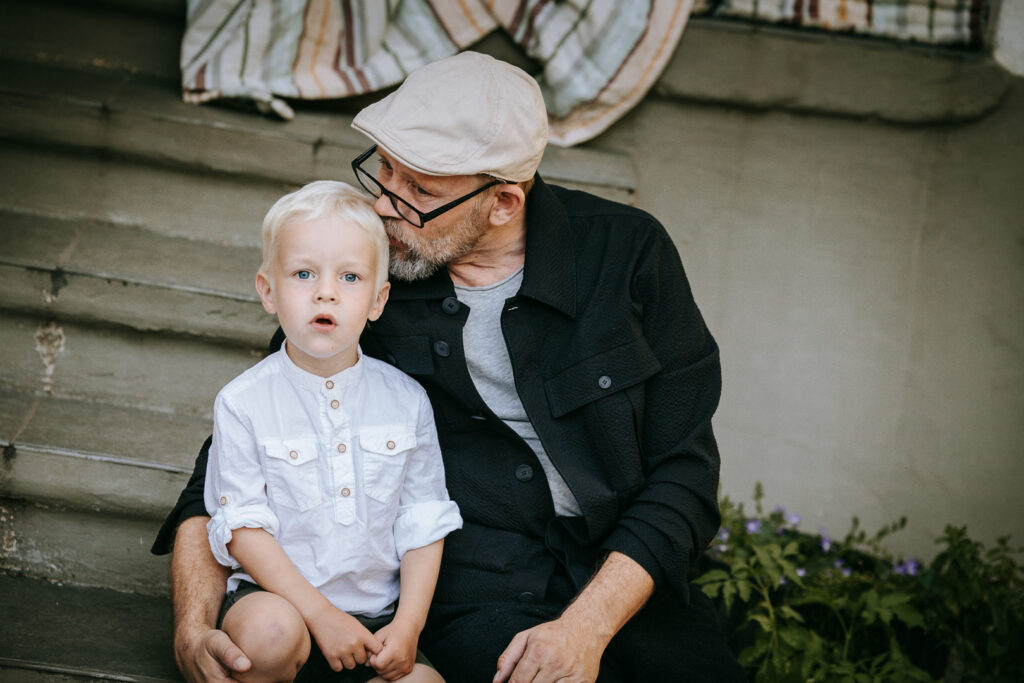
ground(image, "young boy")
xmin=205 ymin=180 xmax=462 ymax=683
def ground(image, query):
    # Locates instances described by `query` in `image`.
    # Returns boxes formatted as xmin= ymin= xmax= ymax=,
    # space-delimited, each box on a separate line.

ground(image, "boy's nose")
xmin=315 ymin=284 xmax=338 ymax=302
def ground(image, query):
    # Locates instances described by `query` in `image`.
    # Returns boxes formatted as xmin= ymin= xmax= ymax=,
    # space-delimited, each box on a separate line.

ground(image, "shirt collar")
xmin=277 ymin=343 xmax=367 ymax=395
xmin=386 ymin=175 xmax=577 ymax=318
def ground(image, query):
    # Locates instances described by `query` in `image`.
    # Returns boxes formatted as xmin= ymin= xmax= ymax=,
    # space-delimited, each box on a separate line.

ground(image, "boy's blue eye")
xmin=342 ymin=273 xmax=358 ymax=283
xmin=296 ymin=270 xmax=312 ymax=280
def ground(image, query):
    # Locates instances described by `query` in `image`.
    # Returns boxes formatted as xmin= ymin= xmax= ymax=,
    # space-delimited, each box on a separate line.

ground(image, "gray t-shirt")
xmin=455 ymin=268 xmax=582 ymax=517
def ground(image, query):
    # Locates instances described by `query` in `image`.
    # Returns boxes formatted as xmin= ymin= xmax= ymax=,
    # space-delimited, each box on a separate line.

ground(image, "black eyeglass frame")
xmin=351 ymin=145 xmax=505 ymax=228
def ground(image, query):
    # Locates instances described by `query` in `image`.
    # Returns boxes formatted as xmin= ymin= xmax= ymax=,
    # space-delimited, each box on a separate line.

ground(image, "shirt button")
xmin=340 ymin=487 xmax=351 ymax=497
xmin=386 ymin=440 xmax=396 ymax=450
xmin=517 ymin=591 xmax=536 ymax=603
xmin=337 ymin=443 xmax=347 ymax=453
xmin=515 ymin=464 xmax=534 ymax=482
xmin=330 ymin=399 xmax=340 ymax=409
xmin=325 ymin=380 xmax=334 ymax=390
xmin=219 ymin=496 xmax=227 ymax=506
xmin=289 ymin=450 xmax=298 ymax=460
xmin=598 ymin=375 xmax=612 ymax=389
xmin=433 ymin=340 xmax=451 ymax=357
xmin=441 ymin=297 xmax=460 ymax=315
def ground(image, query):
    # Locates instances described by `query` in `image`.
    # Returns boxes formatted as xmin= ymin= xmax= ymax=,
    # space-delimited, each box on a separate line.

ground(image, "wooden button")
xmin=289 ymin=450 xmax=298 ymax=459
xmin=386 ymin=440 xmax=396 ymax=450
xmin=337 ymin=443 xmax=347 ymax=453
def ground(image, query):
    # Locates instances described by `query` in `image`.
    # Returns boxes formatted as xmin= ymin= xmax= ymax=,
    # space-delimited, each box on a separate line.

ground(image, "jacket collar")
xmin=387 ymin=175 xmax=577 ymax=318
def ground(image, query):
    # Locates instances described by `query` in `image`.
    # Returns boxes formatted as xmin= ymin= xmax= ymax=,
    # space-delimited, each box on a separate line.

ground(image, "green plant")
xmin=697 ymin=484 xmax=1024 ymax=682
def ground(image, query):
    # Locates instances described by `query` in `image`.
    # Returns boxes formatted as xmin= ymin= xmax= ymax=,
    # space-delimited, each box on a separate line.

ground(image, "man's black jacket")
xmin=154 ymin=175 xmax=722 ymax=604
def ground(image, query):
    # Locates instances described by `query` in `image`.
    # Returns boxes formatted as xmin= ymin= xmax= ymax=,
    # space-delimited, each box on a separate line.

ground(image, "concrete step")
xmin=0 ymin=0 xmax=184 ymax=82
xmin=0 ymin=58 xmax=638 ymax=203
xmin=0 ymin=386 xmax=207 ymax=517
xmin=0 ymin=309 xmax=258 ymax=418
xmin=0 ymin=570 xmax=180 ymax=681
xmin=0 ymin=209 xmax=276 ymax=347
xmin=0 ymin=499 xmax=172 ymax=596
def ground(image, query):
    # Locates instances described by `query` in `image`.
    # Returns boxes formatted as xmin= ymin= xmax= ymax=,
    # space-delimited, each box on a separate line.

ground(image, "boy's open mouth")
xmin=310 ymin=314 xmax=336 ymax=331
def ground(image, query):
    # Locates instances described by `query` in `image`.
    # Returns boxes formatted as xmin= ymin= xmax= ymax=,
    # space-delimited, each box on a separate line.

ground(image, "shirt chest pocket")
xmin=360 ymin=427 xmax=416 ymax=504
xmin=261 ymin=439 xmax=322 ymax=512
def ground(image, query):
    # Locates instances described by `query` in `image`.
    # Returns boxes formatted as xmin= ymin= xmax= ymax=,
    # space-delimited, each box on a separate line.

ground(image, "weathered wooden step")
xmin=0 ymin=209 xmax=275 ymax=346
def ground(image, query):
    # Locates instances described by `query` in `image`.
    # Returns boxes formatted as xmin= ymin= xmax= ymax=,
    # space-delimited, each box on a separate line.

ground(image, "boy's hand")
xmin=368 ymin=618 xmax=420 ymax=680
xmin=309 ymin=607 xmax=383 ymax=671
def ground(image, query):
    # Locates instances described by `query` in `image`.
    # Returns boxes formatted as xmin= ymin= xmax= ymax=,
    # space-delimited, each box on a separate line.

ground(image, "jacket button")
xmin=517 ymin=591 xmax=536 ymax=603
xmin=515 ymin=464 xmax=534 ymax=482
xmin=598 ymin=375 xmax=612 ymax=389
xmin=441 ymin=297 xmax=460 ymax=314
xmin=433 ymin=340 xmax=451 ymax=357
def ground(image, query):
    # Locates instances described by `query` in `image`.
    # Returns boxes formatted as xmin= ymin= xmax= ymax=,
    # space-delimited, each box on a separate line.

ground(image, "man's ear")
xmin=255 ymin=270 xmax=277 ymax=315
xmin=488 ymin=184 xmax=526 ymax=227
xmin=367 ymin=282 xmax=391 ymax=322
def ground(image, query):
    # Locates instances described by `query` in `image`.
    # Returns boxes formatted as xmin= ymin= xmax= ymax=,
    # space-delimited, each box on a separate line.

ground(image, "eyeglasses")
xmin=351 ymin=145 xmax=504 ymax=228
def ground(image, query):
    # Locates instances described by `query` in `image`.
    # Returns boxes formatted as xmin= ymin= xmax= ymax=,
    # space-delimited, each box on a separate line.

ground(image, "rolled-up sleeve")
xmin=393 ymin=392 xmax=462 ymax=557
xmin=204 ymin=393 xmax=280 ymax=568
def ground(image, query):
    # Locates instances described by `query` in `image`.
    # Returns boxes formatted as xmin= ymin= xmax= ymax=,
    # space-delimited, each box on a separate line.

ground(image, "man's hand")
xmin=175 ymin=626 xmax=251 ymax=683
xmin=492 ymin=616 xmax=604 ymax=683
xmin=369 ymin=617 xmax=420 ymax=680
xmin=309 ymin=606 xmax=383 ymax=671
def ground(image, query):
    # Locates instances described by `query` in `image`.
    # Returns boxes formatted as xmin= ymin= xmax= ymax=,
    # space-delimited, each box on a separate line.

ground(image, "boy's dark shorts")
xmin=219 ymin=581 xmax=433 ymax=683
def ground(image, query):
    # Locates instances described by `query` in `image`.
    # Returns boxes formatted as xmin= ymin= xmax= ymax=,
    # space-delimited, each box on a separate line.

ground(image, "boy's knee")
xmin=223 ymin=591 xmax=310 ymax=683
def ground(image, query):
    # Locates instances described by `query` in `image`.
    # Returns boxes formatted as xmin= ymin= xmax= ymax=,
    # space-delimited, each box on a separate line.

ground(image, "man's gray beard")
xmin=385 ymin=203 xmax=485 ymax=282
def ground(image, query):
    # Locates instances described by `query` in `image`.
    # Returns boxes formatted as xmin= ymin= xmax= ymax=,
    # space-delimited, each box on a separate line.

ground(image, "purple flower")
xmin=841 ymin=568 xmax=851 ymax=577
xmin=717 ymin=528 xmax=730 ymax=542
xmin=715 ymin=544 xmax=728 ymax=554
xmin=796 ymin=567 xmax=806 ymax=578
xmin=894 ymin=558 xmax=920 ymax=576
xmin=819 ymin=527 xmax=832 ymax=553
xmin=785 ymin=512 xmax=802 ymax=527
xmin=779 ymin=575 xmax=787 ymax=586
xmin=745 ymin=519 xmax=762 ymax=534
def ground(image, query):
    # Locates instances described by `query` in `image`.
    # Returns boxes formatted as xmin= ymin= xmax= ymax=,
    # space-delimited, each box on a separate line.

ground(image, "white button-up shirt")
xmin=205 ymin=347 xmax=462 ymax=617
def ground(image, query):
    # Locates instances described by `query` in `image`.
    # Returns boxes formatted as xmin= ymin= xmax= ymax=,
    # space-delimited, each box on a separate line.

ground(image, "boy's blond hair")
xmin=260 ymin=181 xmax=389 ymax=290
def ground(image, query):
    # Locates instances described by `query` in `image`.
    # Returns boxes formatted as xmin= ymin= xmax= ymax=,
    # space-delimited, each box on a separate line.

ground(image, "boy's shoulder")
xmin=216 ymin=350 xmax=285 ymax=402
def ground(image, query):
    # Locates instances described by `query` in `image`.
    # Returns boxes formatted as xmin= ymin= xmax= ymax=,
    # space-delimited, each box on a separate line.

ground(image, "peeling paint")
xmin=34 ymin=321 xmax=66 ymax=394
xmin=0 ymin=504 xmax=16 ymax=556
xmin=42 ymin=268 xmax=70 ymax=304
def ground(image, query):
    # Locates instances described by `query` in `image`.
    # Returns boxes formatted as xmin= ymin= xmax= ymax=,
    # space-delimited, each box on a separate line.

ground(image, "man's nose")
xmin=374 ymin=193 xmax=400 ymax=219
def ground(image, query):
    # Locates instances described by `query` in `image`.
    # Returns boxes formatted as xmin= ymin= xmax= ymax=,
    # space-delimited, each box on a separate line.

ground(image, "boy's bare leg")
xmin=222 ymin=591 xmax=311 ymax=683
xmin=368 ymin=663 xmax=444 ymax=683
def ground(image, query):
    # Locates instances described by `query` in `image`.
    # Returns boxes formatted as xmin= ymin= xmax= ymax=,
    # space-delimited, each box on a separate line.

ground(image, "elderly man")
xmin=154 ymin=52 xmax=744 ymax=683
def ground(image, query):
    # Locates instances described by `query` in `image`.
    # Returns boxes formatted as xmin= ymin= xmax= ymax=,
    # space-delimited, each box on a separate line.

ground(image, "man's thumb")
xmin=209 ymin=630 xmax=251 ymax=672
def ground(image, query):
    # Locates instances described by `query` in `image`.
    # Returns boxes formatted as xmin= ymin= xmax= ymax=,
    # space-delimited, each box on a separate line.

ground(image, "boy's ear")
xmin=255 ymin=271 xmax=277 ymax=315
xmin=367 ymin=282 xmax=391 ymax=322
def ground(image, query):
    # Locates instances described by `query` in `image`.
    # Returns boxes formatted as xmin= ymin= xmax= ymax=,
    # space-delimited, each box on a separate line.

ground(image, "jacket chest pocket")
xmin=261 ymin=439 xmax=322 ymax=511
xmin=360 ymin=427 xmax=416 ymax=503
xmin=543 ymin=338 xmax=661 ymax=492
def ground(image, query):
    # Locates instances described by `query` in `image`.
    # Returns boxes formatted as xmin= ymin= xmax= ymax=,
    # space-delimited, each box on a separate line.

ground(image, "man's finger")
xmin=205 ymin=630 xmax=251 ymax=673
xmin=493 ymin=631 xmax=530 ymax=683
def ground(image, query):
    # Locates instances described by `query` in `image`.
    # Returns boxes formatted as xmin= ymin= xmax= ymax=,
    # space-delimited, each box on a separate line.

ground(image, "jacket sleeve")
xmin=599 ymin=221 xmax=722 ymax=602
xmin=151 ymin=436 xmax=211 ymax=555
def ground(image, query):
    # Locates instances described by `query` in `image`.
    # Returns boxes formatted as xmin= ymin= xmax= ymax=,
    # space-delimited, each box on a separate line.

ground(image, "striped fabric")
xmin=691 ymin=0 xmax=988 ymax=46
xmin=181 ymin=0 xmax=692 ymax=146
xmin=181 ymin=0 xmax=988 ymax=146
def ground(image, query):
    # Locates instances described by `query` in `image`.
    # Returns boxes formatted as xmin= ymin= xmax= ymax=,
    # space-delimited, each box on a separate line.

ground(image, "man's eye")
xmin=414 ymin=185 xmax=431 ymax=196
xmin=342 ymin=273 xmax=358 ymax=283
xmin=296 ymin=270 xmax=312 ymax=280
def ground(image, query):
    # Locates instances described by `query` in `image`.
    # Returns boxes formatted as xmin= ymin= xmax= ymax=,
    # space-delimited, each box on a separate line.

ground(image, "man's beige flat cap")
xmin=352 ymin=52 xmax=548 ymax=183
